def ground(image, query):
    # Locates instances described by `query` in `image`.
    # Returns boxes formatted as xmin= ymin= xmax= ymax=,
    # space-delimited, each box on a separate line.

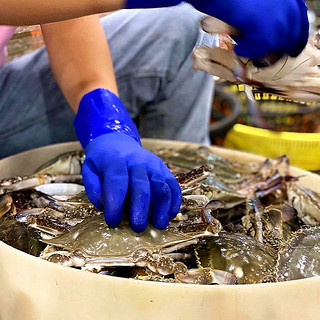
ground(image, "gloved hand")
xmin=74 ymin=88 xmax=182 ymax=232
xmin=188 ymin=0 xmax=309 ymax=59
xmin=125 ymin=0 xmax=309 ymax=59
xmin=125 ymin=0 xmax=181 ymax=9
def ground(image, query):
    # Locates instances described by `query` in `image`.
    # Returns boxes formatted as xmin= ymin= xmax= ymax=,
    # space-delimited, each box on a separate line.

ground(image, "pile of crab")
xmin=0 ymin=146 xmax=320 ymax=285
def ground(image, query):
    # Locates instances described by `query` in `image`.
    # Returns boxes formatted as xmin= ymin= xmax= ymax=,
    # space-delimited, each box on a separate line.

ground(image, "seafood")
xmin=155 ymin=147 xmax=291 ymax=193
xmin=181 ymin=167 xmax=293 ymax=211
xmin=39 ymin=214 xmax=237 ymax=285
xmin=192 ymin=16 xmax=320 ymax=101
xmin=35 ymin=183 xmax=85 ymax=200
xmin=0 ymin=150 xmax=84 ymax=195
xmin=242 ymin=196 xmax=297 ymax=247
xmin=196 ymin=232 xmax=278 ymax=284
xmin=0 ymin=217 xmax=45 ymax=256
xmin=0 ymin=147 xmax=319 ymax=285
xmin=154 ymin=146 xmax=261 ymax=174
xmin=277 ymin=227 xmax=320 ymax=281
xmin=0 ymin=174 xmax=82 ymax=195
xmin=287 ymin=184 xmax=320 ymax=226
xmin=35 ymin=150 xmax=85 ymax=175
xmin=13 ymin=185 xmax=101 ymax=238
xmin=186 ymin=183 xmax=247 ymax=209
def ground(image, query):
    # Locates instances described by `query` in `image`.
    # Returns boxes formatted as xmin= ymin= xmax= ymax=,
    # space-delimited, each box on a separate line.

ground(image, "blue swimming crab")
xmin=39 ymin=213 xmax=238 ymax=285
xmin=276 ymin=227 xmax=320 ymax=281
xmin=192 ymin=16 xmax=320 ymax=101
xmin=0 ymin=150 xmax=84 ymax=195
xmin=287 ymin=183 xmax=320 ymax=226
xmin=275 ymin=186 xmax=320 ymax=281
xmin=196 ymin=232 xmax=278 ymax=284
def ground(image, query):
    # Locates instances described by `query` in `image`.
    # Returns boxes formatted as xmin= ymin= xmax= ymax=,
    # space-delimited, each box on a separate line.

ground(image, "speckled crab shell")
xmin=276 ymin=227 xmax=320 ymax=281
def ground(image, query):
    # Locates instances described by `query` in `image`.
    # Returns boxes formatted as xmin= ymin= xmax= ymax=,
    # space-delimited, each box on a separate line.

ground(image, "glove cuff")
xmin=125 ymin=0 xmax=181 ymax=9
xmin=74 ymin=88 xmax=140 ymax=148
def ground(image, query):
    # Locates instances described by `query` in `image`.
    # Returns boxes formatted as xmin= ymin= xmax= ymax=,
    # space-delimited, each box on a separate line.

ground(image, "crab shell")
xmin=277 ymin=227 xmax=320 ymax=281
xmin=40 ymin=215 xmax=218 ymax=271
xmin=287 ymin=184 xmax=320 ymax=226
xmin=197 ymin=232 xmax=278 ymax=284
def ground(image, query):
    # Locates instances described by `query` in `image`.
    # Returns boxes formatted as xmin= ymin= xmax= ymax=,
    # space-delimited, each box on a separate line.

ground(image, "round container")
xmin=224 ymin=124 xmax=320 ymax=171
xmin=1 ymin=140 xmax=320 ymax=320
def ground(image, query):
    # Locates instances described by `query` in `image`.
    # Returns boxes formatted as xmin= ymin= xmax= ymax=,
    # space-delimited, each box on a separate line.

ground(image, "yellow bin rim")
xmin=224 ymin=124 xmax=320 ymax=171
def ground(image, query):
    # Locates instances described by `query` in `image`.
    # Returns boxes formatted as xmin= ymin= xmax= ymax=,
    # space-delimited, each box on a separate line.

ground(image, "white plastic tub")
xmin=1 ymin=139 xmax=320 ymax=320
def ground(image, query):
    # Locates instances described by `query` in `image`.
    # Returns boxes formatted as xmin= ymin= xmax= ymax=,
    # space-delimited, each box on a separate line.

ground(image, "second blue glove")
xmin=188 ymin=0 xmax=309 ymax=59
xmin=125 ymin=0 xmax=309 ymax=60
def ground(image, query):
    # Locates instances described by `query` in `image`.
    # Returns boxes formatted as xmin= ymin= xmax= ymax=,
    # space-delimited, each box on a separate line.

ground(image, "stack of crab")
xmin=0 ymin=146 xmax=320 ymax=285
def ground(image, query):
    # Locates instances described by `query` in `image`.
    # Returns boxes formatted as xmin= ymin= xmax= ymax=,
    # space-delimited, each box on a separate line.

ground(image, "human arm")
xmin=2 ymin=0 xmax=308 ymax=60
xmin=1 ymin=0 xmax=124 ymax=25
xmin=41 ymin=15 xmax=181 ymax=232
xmin=41 ymin=15 xmax=118 ymax=109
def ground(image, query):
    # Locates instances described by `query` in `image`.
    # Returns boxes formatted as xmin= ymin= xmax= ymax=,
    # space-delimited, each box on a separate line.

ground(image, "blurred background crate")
xmin=7 ymin=26 xmax=43 ymax=62
xmin=210 ymin=82 xmax=320 ymax=171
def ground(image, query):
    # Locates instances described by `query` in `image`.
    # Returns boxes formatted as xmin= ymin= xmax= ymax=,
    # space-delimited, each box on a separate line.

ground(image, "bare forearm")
xmin=41 ymin=15 xmax=118 ymax=112
xmin=1 ymin=0 xmax=125 ymax=25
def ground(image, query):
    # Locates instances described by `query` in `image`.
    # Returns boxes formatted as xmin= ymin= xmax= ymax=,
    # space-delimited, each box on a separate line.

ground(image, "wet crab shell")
xmin=276 ymin=227 xmax=320 ymax=281
xmin=40 ymin=214 xmax=217 ymax=268
xmin=287 ymin=184 xmax=320 ymax=226
xmin=197 ymin=232 xmax=278 ymax=284
xmin=34 ymin=150 xmax=85 ymax=175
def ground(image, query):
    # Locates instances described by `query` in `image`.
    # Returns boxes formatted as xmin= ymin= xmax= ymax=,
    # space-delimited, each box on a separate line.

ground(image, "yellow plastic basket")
xmin=224 ymin=124 xmax=320 ymax=171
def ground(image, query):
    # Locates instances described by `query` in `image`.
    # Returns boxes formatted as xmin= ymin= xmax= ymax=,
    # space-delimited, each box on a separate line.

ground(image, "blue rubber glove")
xmin=189 ymin=0 xmax=309 ymax=59
xmin=125 ymin=0 xmax=309 ymax=59
xmin=74 ymin=88 xmax=182 ymax=232
xmin=125 ymin=0 xmax=181 ymax=9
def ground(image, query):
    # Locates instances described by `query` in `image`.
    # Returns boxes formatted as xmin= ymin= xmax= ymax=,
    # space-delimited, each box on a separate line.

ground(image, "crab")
xmin=13 ymin=185 xmax=101 ymax=239
xmin=182 ymin=167 xmax=294 ymax=212
xmin=192 ymin=16 xmax=320 ymax=101
xmin=2 ymin=174 xmax=236 ymax=284
xmin=242 ymin=195 xmax=297 ymax=247
xmin=35 ymin=150 xmax=85 ymax=175
xmin=158 ymin=147 xmax=292 ymax=196
xmin=276 ymin=227 xmax=320 ymax=281
xmin=287 ymin=183 xmax=320 ymax=226
xmin=154 ymin=146 xmax=262 ymax=174
xmin=0 ymin=216 xmax=46 ymax=256
xmin=0 ymin=193 xmax=13 ymax=218
xmin=0 ymin=150 xmax=84 ymax=195
xmin=196 ymin=232 xmax=278 ymax=284
xmin=39 ymin=214 xmax=237 ymax=285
